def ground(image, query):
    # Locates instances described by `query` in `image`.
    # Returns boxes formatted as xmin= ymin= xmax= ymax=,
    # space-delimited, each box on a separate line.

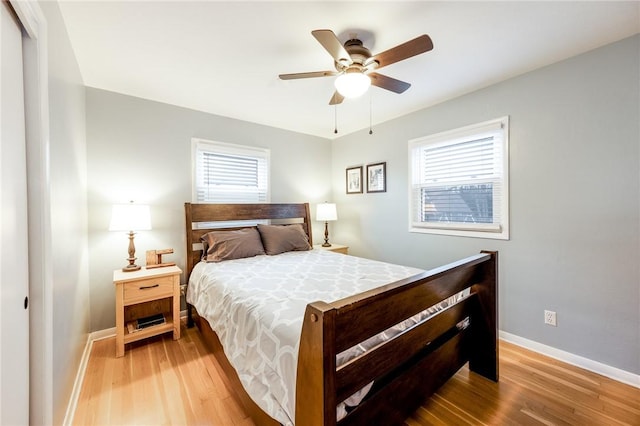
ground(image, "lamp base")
xmin=322 ymin=221 xmax=332 ymax=248
xmin=122 ymin=256 xmax=141 ymax=272
xmin=122 ymin=264 xmax=141 ymax=272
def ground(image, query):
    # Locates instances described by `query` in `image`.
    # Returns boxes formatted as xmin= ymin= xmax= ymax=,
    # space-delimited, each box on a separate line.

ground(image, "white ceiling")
xmin=58 ymin=1 xmax=639 ymax=139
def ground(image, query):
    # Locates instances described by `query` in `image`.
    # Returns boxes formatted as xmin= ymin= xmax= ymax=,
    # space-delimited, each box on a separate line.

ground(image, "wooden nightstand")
xmin=313 ymin=243 xmax=349 ymax=255
xmin=113 ymin=265 xmax=182 ymax=357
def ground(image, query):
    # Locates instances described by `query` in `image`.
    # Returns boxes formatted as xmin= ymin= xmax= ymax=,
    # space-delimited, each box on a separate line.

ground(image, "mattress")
xmin=187 ymin=249 xmax=455 ymax=425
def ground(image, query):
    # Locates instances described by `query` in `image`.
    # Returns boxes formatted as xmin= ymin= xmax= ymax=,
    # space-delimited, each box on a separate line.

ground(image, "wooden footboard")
xmin=296 ymin=251 xmax=498 ymax=426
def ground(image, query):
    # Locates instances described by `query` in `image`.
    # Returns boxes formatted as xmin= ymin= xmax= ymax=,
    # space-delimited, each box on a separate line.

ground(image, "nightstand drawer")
xmin=123 ymin=276 xmax=174 ymax=305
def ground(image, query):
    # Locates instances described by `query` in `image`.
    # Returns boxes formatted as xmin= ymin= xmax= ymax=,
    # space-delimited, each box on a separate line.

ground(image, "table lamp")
xmin=109 ymin=201 xmax=151 ymax=272
xmin=316 ymin=202 xmax=337 ymax=247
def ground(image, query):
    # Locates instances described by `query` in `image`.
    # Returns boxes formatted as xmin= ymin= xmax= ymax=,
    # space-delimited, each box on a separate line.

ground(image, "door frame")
xmin=10 ymin=1 xmax=53 ymax=424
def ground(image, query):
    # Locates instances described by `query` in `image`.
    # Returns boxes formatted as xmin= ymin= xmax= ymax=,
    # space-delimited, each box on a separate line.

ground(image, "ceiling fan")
xmin=279 ymin=29 xmax=433 ymax=105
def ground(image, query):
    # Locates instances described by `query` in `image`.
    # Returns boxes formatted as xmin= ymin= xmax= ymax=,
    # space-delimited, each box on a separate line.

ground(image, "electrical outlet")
xmin=544 ymin=310 xmax=557 ymax=326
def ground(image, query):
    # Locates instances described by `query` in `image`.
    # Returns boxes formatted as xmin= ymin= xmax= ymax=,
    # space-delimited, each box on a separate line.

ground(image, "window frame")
xmin=408 ymin=116 xmax=509 ymax=240
xmin=191 ymin=138 xmax=271 ymax=204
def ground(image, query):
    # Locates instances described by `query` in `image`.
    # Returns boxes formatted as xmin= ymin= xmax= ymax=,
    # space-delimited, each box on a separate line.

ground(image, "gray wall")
xmin=86 ymin=89 xmax=332 ymax=331
xmin=39 ymin=2 xmax=90 ymax=424
xmin=331 ymin=35 xmax=639 ymax=374
xmin=84 ymin=36 xmax=638 ymax=376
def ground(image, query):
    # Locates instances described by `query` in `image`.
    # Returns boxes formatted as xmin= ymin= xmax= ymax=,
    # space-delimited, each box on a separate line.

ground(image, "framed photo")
xmin=346 ymin=166 xmax=363 ymax=194
xmin=366 ymin=162 xmax=387 ymax=193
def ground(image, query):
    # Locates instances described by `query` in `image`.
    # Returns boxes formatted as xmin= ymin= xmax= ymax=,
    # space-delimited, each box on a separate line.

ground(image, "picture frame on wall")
xmin=346 ymin=166 xmax=363 ymax=194
xmin=366 ymin=162 xmax=387 ymax=193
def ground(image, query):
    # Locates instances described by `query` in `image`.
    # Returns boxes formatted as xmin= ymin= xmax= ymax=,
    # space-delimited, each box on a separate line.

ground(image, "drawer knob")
xmin=139 ymin=284 xmax=160 ymax=290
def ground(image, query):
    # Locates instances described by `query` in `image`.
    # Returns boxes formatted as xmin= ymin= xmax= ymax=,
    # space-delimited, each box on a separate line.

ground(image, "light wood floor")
xmin=73 ymin=322 xmax=640 ymax=425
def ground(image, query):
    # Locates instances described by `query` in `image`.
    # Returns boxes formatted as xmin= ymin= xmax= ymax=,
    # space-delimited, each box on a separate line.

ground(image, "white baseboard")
xmin=499 ymin=331 xmax=640 ymax=388
xmin=62 ymin=325 xmax=118 ymax=425
xmin=90 ymin=326 xmax=116 ymax=341
xmin=61 ymin=333 xmax=94 ymax=426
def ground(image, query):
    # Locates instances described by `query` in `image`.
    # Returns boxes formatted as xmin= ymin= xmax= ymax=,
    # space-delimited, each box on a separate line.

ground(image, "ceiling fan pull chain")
xmin=369 ymin=91 xmax=373 ymax=135
xmin=334 ymin=105 xmax=338 ymax=134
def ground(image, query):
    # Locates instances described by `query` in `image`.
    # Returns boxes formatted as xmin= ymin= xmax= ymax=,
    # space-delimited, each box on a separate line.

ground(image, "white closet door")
xmin=0 ymin=2 xmax=30 ymax=424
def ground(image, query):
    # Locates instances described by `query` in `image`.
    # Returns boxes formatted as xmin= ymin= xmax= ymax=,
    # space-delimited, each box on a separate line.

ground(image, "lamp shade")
xmin=334 ymin=71 xmax=371 ymax=98
xmin=316 ymin=203 xmax=337 ymax=222
xmin=109 ymin=203 xmax=152 ymax=231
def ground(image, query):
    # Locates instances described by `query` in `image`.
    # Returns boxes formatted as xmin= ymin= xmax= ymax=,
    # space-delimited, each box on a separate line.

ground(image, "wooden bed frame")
xmin=184 ymin=202 xmax=498 ymax=426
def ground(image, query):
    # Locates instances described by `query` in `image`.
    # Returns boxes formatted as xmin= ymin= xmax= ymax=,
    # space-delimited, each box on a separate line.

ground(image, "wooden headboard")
xmin=184 ymin=203 xmax=312 ymax=279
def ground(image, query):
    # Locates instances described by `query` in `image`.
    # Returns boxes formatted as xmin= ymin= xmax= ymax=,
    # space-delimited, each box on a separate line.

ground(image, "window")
xmin=408 ymin=117 xmax=509 ymax=239
xmin=192 ymin=138 xmax=270 ymax=203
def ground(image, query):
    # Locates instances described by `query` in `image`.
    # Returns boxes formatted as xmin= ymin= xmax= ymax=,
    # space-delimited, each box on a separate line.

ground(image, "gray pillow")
xmin=201 ymin=228 xmax=265 ymax=262
xmin=257 ymin=224 xmax=311 ymax=255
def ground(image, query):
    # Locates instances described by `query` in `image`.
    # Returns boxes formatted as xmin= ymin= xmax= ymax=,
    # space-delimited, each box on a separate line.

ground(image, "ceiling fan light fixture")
xmin=334 ymin=70 xmax=371 ymax=99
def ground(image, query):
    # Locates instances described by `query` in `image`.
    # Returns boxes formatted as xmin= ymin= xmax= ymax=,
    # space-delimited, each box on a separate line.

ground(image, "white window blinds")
xmin=409 ymin=117 xmax=509 ymax=239
xmin=193 ymin=139 xmax=270 ymax=203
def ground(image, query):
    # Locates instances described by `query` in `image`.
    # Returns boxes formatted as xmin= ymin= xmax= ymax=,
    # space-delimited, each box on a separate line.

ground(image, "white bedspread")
xmin=186 ymin=249 xmax=426 ymax=425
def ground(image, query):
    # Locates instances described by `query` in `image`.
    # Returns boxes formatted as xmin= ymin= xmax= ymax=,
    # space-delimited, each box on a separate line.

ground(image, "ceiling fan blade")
xmin=370 ymin=35 xmax=433 ymax=69
xmin=369 ymin=72 xmax=411 ymax=94
xmin=312 ymin=29 xmax=351 ymax=65
xmin=279 ymin=70 xmax=339 ymax=80
xmin=329 ymin=91 xmax=344 ymax=105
